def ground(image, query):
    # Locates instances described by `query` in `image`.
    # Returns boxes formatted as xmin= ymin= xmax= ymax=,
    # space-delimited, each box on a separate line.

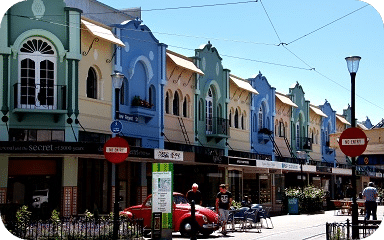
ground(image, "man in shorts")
xmin=216 ymin=184 xmax=233 ymax=235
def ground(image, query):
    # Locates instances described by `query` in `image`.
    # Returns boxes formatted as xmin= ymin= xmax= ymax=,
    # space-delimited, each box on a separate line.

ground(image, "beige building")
xmin=274 ymin=92 xmax=297 ymax=158
xmin=308 ymin=104 xmax=327 ymax=163
xmin=227 ymin=74 xmax=256 ymax=152
xmin=164 ymin=50 xmax=203 ymax=145
xmin=78 ymin=18 xmax=125 ymax=135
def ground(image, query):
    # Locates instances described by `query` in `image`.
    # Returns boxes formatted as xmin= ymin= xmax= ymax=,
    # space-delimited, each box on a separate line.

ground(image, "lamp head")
xmin=345 ymin=56 xmax=361 ymax=74
xmin=111 ymin=72 xmax=125 ymax=89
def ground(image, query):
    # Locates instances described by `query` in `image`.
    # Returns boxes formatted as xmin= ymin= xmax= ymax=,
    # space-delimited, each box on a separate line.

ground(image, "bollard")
xmin=190 ymin=200 xmax=197 ymax=240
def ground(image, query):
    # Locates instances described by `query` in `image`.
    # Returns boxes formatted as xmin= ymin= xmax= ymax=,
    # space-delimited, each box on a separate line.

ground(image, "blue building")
xmin=249 ymin=72 xmax=275 ymax=160
xmin=114 ymin=19 xmax=167 ymax=149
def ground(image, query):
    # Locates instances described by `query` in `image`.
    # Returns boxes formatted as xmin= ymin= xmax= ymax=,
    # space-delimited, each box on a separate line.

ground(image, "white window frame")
xmin=205 ymin=87 xmax=213 ymax=134
xmin=18 ymin=37 xmax=57 ymax=109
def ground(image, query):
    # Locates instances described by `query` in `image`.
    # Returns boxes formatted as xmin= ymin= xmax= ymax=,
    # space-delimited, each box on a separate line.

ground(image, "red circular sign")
xmin=338 ymin=127 xmax=368 ymax=157
xmin=103 ymin=137 xmax=130 ymax=164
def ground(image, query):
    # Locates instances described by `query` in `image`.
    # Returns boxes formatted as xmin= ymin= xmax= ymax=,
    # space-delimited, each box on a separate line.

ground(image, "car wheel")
xmin=179 ymin=219 xmax=196 ymax=237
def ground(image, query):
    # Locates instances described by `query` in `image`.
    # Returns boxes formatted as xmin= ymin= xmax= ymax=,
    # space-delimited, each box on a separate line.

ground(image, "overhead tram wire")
xmin=287 ymin=3 xmax=370 ymax=45
xmin=7 ymin=10 xmax=384 ymax=113
xmin=257 ymin=1 xmax=384 ymax=113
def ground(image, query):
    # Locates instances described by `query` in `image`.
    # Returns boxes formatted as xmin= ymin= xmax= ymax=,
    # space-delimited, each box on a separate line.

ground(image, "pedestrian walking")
xmin=362 ymin=182 xmax=378 ymax=220
xmin=186 ymin=183 xmax=202 ymax=206
xmin=215 ymin=184 xmax=233 ymax=235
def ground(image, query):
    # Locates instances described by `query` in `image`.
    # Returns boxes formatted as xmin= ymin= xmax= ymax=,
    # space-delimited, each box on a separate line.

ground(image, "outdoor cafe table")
xmin=331 ymin=199 xmax=365 ymax=215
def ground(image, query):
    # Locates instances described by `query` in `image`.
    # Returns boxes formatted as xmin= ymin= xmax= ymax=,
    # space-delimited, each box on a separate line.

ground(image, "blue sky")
xmin=1 ymin=0 xmax=384 ymax=126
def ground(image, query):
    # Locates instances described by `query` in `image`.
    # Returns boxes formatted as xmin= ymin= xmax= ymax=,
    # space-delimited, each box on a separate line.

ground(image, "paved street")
xmin=170 ymin=206 xmax=384 ymax=240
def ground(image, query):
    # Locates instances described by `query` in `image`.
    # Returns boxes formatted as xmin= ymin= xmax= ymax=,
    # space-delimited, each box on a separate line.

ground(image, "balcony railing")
xmin=14 ymin=83 xmax=66 ymax=110
xmin=295 ymin=137 xmax=312 ymax=151
xmin=206 ymin=117 xmax=230 ymax=141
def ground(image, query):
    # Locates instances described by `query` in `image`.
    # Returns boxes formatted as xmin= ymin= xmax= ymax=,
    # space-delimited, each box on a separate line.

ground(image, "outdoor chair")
xmin=244 ymin=208 xmax=262 ymax=232
xmin=230 ymin=207 xmax=249 ymax=231
xmin=259 ymin=207 xmax=274 ymax=229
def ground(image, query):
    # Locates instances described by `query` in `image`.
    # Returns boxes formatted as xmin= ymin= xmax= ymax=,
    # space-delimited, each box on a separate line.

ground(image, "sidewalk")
xmin=171 ymin=206 xmax=384 ymax=240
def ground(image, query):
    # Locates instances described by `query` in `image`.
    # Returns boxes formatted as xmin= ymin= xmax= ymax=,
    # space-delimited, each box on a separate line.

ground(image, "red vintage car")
xmin=120 ymin=192 xmax=219 ymax=237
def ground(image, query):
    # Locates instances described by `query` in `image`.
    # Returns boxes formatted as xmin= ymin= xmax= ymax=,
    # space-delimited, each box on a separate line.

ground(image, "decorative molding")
xmin=32 ymin=0 xmax=45 ymax=19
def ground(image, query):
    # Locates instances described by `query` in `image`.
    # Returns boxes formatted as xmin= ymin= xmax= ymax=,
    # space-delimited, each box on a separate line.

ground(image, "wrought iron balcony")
xmin=296 ymin=137 xmax=312 ymax=151
xmin=13 ymin=83 xmax=66 ymax=110
xmin=206 ymin=117 xmax=230 ymax=142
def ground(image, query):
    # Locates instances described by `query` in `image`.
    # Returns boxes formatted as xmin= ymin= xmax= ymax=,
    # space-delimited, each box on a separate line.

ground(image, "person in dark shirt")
xmin=216 ymin=184 xmax=233 ymax=235
xmin=186 ymin=183 xmax=202 ymax=205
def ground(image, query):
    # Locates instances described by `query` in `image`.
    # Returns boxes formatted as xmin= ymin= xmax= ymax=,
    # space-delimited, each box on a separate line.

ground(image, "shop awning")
xmin=229 ymin=75 xmax=258 ymax=94
xmin=166 ymin=52 xmax=204 ymax=75
xmin=81 ymin=19 xmax=125 ymax=47
xmin=275 ymin=93 xmax=298 ymax=107
xmin=310 ymin=106 xmax=328 ymax=118
xmin=336 ymin=115 xmax=351 ymax=125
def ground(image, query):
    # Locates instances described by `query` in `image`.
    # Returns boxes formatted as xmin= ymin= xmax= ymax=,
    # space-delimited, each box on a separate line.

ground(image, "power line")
xmin=259 ymin=0 xmax=282 ymax=43
xmin=287 ymin=4 xmax=370 ymax=45
xmin=139 ymin=0 xmax=258 ymax=12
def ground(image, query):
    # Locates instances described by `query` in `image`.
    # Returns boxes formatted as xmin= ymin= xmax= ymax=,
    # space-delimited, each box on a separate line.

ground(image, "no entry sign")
xmin=103 ymin=137 xmax=130 ymax=164
xmin=338 ymin=127 xmax=368 ymax=157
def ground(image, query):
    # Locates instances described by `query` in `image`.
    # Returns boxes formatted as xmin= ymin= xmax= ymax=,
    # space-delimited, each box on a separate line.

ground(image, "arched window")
xmin=199 ymin=99 xmax=203 ymax=121
xmin=165 ymin=92 xmax=170 ymax=114
xmin=86 ymin=67 xmax=97 ymax=99
xmin=120 ymin=81 xmax=125 ymax=105
xmin=205 ymin=87 xmax=213 ymax=134
xmin=18 ymin=37 xmax=56 ymax=109
xmin=241 ymin=114 xmax=245 ymax=130
xmin=296 ymin=122 xmax=300 ymax=149
xmin=183 ymin=96 xmax=188 ymax=117
xmin=229 ymin=111 xmax=232 ymax=127
xmin=234 ymin=109 xmax=239 ymax=128
xmin=149 ymin=85 xmax=155 ymax=108
xmin=173 ymin=91 xmax=179 ymax=116
xmin=258 ymin=106 xmax=263 ymax=130
xmin=279 ymin=120 xmax=285 ymax=137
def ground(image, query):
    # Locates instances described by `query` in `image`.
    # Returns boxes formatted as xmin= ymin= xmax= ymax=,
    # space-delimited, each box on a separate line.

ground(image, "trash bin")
xmin=288 ymin=198 xmax=299 ymax=214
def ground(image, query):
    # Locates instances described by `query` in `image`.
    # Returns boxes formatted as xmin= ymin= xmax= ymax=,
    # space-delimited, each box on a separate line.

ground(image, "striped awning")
xmin=336 ymin=115 xmax=351 ymax=125
xmin=229 ymin=75 xmax=258 ymax=94
xmin=310 ymin=106 xmax=328 ymax=118
xmin=166 ymin=52 xmax=204 ymax=75
xmin=81 ymin=19 xmax=125 ymax=47
xmin=275 ymin=93 xmax=298 ymax=108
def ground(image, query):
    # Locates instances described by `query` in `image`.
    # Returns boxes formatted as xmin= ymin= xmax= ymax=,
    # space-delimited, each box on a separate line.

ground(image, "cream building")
xmin=227 ymin=74 xmax=256 ymax=152
xmin=164 ymin=50 xmax=203 ymax=145
xmin=274 ymin=92 xmax=297 ymax=158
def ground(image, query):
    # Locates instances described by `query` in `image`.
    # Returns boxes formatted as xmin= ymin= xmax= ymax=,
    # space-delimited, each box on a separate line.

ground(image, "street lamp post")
xmin=111 ymin=72 xmax=124 ymax=240
xmin=345 ymin=56 xmax=361 ymax=239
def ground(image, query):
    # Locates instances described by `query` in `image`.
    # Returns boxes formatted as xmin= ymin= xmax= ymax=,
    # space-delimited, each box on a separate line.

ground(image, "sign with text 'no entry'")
xmin=338 ymin=127 xmax=368 ymax=158
xmin=103 ymin=137 xmax=130 ymax=164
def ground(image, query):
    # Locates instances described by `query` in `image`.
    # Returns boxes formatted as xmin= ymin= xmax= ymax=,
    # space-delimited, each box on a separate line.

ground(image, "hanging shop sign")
xmin=154 ymin=149 xmax=183 ymax=161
